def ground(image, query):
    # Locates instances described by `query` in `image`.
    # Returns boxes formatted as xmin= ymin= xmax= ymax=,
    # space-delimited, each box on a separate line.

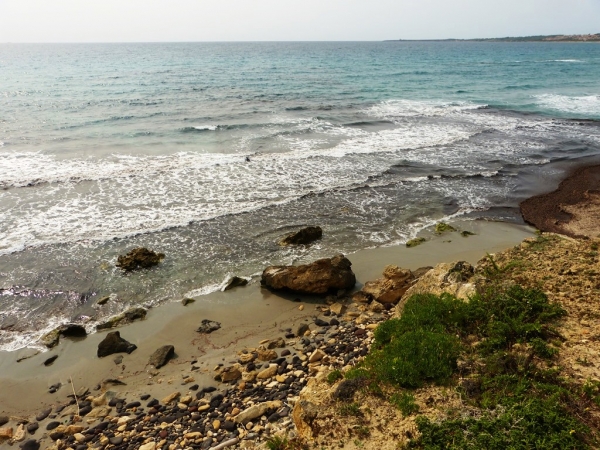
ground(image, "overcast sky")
xmin=1 ymin=0 xmax=599 ymax=43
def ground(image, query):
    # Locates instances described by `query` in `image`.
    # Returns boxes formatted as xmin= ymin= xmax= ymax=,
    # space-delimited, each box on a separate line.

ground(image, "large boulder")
xmin=261 ymin=255 xmax=356 ymax=295
xmin=40 ymin=324 xmax=87 ymax=348
xmin=279 ymin=226 xmax=323 ymax=246
xmin=97 ymin=331 xmax=137 ymax=358
xmin=397 ymin=261 xmax=476 ymax=316
xmin=116 ymin=247 xmax=164 ymax=272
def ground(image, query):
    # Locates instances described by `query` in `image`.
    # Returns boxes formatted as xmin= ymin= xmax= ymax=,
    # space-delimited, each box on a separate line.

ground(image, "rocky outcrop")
xmin=397 ymin=261 xmax=476 ymax=315
xmin=40 ymin=324 xmax=87 ymax=348
xmin=97 ymin=331 xmax=137 ymax=358
xmin=279 ymin=226 xmax=323 ymax=246
xmin=261 ymin=254 xmax=356 ymax=295
xmin=354 ymin=265 xmax=432 ymax=305
xmin=116 ymin=247 xmax=165 ymax=272
xmin=96 ymin=307 xmax=147 ymax=331
xmin=148 ymin=345 xmax=175 ymax=369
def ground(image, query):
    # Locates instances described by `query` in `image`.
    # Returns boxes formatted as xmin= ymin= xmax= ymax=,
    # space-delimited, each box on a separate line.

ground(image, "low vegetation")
xmin=338 ymin=280 xmax=598 ymax=448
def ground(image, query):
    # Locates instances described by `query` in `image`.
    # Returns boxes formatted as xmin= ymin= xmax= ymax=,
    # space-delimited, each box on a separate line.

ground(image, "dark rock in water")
xmin=97 ymin=331 xmax=137 ymax=358
xmin=116 ymin=247 xmax=165 ymax=272
xmin=148 ymin=345 xmax=175 ymax=369
xmin=261 ymin=254 xmax=356 ymax=295
xmin=0 ymin=416 xmax=8 ymax=426
xmin=26 ymin=422 xmax=39 ymax=434
xmin=43 ymin=355 xmax=58 ymax=366
xmin=96 ymin=296 xmax=110 ymax=306
xmin=96 ymin=307 xmax=147 ymax=331
xmin=181 ymin=298 xmax=195 ymax=306
xmin=19 ymin=440 xmax=40 ymax=450
xmin=40 ymin=324 xmax=87 ymax=348
xmin=197 ymin=320 xmax=221 ymax=334
xmin=279 ymin=226 xmax=323 ymax=246
xmin=223 ymin=276 xmax=248 ymax=291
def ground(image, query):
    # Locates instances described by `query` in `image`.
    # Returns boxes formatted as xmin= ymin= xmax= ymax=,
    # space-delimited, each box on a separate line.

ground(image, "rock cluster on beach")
xmin=1 ymin=288 xmax=391 ymax=450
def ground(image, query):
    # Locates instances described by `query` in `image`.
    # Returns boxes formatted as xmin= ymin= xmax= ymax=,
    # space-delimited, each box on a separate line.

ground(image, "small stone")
xmin=298 ymin=305 xmax=304 ymax=311
xmin=0 ymin=427 xmax=13 ymax=439
xmin=213 ymin=419 xmax=221 ymax=430
xmin=197 ymin=319 xmax=221 ymax=334
xmin=308 ymin=349 xmax=325 ymax=363
xmin=35 ymin=408 xmax=52 ymax=421
xmin=162 ymin=391 xmax=181 ymax=404
xmin=139 ymin=443 xmax=157 ymax=450
xmin=296 ymin=323 xmax=310 ymax=337
xmin=182 ymin=298 xmax=195 ymax=306
xmin=97 ymin=331 xmax=137 ymax=358
xmin=329 ymin=303 xmax=344 ymax=315
xmin=257 ymin=365 xmax=278 ymax=379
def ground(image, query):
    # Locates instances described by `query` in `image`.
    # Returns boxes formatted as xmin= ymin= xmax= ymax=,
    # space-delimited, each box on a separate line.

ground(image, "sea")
xmin=1 ymin=41 xmax=600 ymax=351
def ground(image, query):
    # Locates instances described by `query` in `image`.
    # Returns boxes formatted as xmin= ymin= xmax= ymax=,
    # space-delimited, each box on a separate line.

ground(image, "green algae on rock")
xmin=406 ymin=237 xmax=426 ymax=248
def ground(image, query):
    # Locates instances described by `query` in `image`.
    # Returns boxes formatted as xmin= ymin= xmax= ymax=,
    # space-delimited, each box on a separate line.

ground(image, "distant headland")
xmin=388 ymin=33 xmax=600 ymax=42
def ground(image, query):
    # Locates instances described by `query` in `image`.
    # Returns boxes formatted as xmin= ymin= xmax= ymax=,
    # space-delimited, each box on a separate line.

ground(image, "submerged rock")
xmin=96 ymin=307 xmax=147 ymax=331
xmin=40 ymin=324 xmax=87 ymax=349
xmin=223 ymin=276 xmax=248 ymax=291
xmin=261 ymin=254 xmax=356 ymax=295
xmin=148 ymin=345 xmax=175 ymax=369
xmin=116 ymin=247 xmax=165 ymax=272
xmin=279 ymin=226 xmax=323 ymax=246
xmin=97 ymin=331 xmax=137 ymax=358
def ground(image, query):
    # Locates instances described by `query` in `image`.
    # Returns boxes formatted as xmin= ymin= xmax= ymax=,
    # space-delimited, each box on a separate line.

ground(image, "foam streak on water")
xmin=1 ymin=42 xmax=600 ymax=351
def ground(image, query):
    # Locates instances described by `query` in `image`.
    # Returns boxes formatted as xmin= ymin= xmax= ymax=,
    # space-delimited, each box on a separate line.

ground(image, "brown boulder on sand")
xmin=261 ymin=254 xmax=356 ymax=295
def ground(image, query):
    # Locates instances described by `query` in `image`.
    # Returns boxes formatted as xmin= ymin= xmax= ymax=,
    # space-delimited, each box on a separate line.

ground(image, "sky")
xmin=1 ymin=0 xmax=599 ymax=43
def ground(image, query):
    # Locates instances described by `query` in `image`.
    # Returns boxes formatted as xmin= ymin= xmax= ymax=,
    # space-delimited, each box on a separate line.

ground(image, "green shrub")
xmin=339 ymin=402 xmax=362 ymax=417
xmin=368 ymin=329 xmax=460 ymax=388
xmin=327 ymin=369 xmax=343 ymax=384
xmin=412 ymin=396 xmax=588 ymax=449
xmin=467 ymin=285 xmax=566 ymax=353
xmin=391 ymin=392 xmax=420 ymax=416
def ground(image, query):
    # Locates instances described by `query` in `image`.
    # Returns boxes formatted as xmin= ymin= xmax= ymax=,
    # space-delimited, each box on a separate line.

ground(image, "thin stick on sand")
xmin=70 ymin=376 xmax=80 ymax=417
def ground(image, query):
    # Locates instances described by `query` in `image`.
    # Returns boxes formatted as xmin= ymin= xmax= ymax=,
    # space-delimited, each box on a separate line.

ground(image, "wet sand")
xmin=0 ymin=220 xmax=534 ymax=420
xmin=520 ymin=164 xmax=600 ymax=239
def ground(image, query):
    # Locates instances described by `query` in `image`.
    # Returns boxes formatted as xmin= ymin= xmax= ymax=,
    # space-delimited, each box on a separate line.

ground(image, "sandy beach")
xmin=0 ymin=220 xmax=534 ymax=449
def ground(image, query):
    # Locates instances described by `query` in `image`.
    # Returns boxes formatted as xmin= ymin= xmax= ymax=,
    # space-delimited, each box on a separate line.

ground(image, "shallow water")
xmin=1 ymin=42 xmax=600 ymax=350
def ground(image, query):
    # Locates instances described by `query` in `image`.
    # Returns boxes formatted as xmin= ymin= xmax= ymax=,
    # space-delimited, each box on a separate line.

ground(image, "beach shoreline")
xmin=0 ymin=219 xmax=535 ymax=448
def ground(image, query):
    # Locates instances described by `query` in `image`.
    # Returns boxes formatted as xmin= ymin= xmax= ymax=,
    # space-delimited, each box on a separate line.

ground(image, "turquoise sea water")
xmin=1 ymin=42 xmax=600 ymax=350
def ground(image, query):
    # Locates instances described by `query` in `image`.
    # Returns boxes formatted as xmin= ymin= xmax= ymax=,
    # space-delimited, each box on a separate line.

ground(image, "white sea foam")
xmin=535 ymin=94 xmax=600 ymax=116
xmin=365 ymin=99 xmax=487 ymax=120
xmin=193 ymin=125 xmax=218 ymax=131
xmin=0 ymin=102 xmax=563 ymax=256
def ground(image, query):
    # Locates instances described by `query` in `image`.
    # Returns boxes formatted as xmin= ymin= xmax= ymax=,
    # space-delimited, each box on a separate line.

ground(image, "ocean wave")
xmin=365 ymin=99 xmax=488 ymax=120
xmin=535 ymin=94 xmax=600 ymax=116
